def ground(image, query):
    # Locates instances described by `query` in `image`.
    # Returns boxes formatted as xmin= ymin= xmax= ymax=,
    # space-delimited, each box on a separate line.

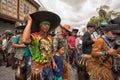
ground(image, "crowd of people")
xmin=0 ymin=11 xmax=120 ymax=80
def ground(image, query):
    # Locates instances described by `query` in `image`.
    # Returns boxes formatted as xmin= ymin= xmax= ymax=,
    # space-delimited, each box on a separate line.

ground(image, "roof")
xmin=27 ymin=0 xmax=40 ymax=8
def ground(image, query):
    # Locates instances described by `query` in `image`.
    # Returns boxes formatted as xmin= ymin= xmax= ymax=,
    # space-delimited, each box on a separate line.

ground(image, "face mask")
xmin=106 ymin=35 xmax=116 ymax=41
xmin=62 ymin=30 xmax=67 ymax=38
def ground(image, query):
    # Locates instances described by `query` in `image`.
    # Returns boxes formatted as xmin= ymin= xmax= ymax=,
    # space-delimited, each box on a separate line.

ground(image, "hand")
xmin=77 ymin=50 xmax=80 ymax=54
xmin=92 ymin=38 xmax=97 ymax=42
xmin=52 ymin=62 xmax=57 ymax=69
xmin=21 ymin=44 xmax=26 ymax=47
xmin=26 ymin=14 xmax=32 ymax=22
xmin=108 ymin=48 xmax=117 ymax=56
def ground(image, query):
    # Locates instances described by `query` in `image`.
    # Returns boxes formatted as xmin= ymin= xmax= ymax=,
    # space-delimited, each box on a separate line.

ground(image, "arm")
xmin=22 ymin=14 xmax=32 ymax=44
xmin=92 ymin=38 xmax=105 ymax=57
xmin=51 ymin=55 xmax=57 ymax=68
xmin=12 ymin=43 xmax=26 ymax=48
xmin=75 ymin=38 xmax=80 ymax=53
xmin=92 ymin=38 xmax=117 ymax=57
xmin=12 ymin=36 xmax=26 ymax=48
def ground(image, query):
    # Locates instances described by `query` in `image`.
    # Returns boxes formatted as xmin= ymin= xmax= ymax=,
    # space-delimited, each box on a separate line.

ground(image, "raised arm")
xmin=22 ymin=14 xmax=32 ymax=44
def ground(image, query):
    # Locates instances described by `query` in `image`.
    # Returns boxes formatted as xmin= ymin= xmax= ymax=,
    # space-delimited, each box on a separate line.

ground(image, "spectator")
xmin=53 ymin=43 xmax=65 ymax=80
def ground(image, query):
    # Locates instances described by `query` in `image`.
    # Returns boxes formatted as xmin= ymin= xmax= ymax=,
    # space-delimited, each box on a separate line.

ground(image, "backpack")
xmin=6 ymin=35 xmax=16 ymax=54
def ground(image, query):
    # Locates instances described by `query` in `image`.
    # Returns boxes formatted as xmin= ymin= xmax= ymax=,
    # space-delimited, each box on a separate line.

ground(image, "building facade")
xmin=0 ymin=0 xmax=40 ymax=34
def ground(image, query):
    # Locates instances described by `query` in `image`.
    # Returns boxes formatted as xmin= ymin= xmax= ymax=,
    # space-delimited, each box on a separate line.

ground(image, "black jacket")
xmin=82 ymin=31 xmax=94 ymax=54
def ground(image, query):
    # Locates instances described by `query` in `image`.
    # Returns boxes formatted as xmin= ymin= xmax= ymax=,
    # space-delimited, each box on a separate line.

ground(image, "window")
xmin=2 ymin=0 xmax=7 ymax=4
xmin=24 ymin=4 xmax=29 ymax=13
xmin=8 ymin=0 xmax=12 ymax=6
xmin=8 ymin=0 xmax=12 ymax=3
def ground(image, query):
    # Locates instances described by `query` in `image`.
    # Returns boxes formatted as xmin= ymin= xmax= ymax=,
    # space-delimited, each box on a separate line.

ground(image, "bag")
xmin=14 ymin=48 xmax=25 ymax=60
xmin=6 ymin=36 xmax=16 ymax=54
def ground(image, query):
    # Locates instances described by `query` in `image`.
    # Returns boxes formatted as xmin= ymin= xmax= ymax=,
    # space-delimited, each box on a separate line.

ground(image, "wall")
xmin=0 ymin=21 xmax=15 ymax=34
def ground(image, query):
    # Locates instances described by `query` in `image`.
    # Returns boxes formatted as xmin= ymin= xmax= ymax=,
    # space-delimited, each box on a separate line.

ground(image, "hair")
xmin=57 ymin=43 xmax=65 ymax=52
xmin=87 ymin=23 xmax=96 ymax=29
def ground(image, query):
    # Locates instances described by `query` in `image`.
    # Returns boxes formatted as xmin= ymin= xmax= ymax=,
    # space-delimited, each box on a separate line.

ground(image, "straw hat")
xmin=63 ymin=24 xmax=73 ymax=32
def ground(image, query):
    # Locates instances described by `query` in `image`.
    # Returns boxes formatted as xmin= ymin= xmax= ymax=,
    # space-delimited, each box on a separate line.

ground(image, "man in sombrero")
xmin=22 ymin=11 xmax=61 ymax=80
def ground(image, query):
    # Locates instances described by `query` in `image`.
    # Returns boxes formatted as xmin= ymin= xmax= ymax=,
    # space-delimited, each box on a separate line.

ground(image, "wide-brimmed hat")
xmin=110 ymin=17 xmax=120 ymax=25
xmin=30 ymin=11 xmax=61 ymax=33
xmin=4 ymin=30 xmax=13 ymax=35
xmin=111 ymin=24 xmax=120 ymax=34
xmin=63 ymin=24 xmax=73 ymax=32
xmin=15 ymin=25 xmax=25 ymax=30
xmin=104 ymin=24 xmax=120 ymax=33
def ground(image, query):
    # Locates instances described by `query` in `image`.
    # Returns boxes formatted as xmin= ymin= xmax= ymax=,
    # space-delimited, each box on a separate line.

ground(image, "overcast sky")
xmin=35 ymin=0 xmax=120 ymax=29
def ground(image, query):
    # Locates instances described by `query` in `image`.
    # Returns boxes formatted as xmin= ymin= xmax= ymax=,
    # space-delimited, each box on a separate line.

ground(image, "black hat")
xmin=104 ymin=24 xmax=120 ymax=33
xmin=110 ymin=17 xmax=120 ymax=25
xmin=87 ymin=23 xmax=96 ymax=28
xmin=111 ymin=24 xmax=120 ymax=34
xmin=15 ymin=25 xmax=25 ymax=30
xmin=30 ymin=11 xmax=61 ymax=33
xmin=73 ymin=29 xmax=79 ymax=33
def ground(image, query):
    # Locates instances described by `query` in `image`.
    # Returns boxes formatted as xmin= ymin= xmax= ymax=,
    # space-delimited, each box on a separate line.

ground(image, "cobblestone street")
xmin=0 ymin=66 xmax=15 ymax=80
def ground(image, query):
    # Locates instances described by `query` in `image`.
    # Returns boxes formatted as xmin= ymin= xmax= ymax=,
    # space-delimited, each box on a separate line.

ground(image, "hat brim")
xmin=30 ymin=11 xmax=61 ymax=33
xmin=112 ymin=30 xmax=120 ymax=34
xmin=67 ymin=29 xmax=73 ymax=32
xmin=63 ymin=26 xmax=73 ymax=32
xmin=16 ymin=25 xmax=25 ymax=30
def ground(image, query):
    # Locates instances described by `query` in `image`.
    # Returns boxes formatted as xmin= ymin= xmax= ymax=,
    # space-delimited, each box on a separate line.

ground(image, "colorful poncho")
xmin=31 ymin=32 xmax=52 ymax=63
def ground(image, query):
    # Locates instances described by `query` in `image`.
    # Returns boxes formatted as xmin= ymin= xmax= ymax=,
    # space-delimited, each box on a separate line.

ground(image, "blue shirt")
xmin=13 ymin=35 xmax=31 ymax=57
xmin=53 ymin=54 xmax=64 ymax=77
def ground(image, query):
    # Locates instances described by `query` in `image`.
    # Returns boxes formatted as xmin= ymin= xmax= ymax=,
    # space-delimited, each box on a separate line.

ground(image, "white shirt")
xmin=2 ymin=39 xmax=7 ymax=48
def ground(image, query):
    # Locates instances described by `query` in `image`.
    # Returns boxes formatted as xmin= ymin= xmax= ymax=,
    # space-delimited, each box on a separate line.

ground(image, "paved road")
xmin=0 ymin=65 xmax=78 ymax=80
xmin=0 ymin=66 xmax=15 ymax=80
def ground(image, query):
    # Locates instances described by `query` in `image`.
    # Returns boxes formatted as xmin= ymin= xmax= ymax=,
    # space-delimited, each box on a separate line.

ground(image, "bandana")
xmin=39 ymin=21 xmax=50 ymax=26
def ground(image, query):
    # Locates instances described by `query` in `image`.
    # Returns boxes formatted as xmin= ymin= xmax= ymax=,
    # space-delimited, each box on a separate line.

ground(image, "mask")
xmin=62 ymin=30 xmax=67 ymax=38
xmin=106 ymin=35 xmax=116 ymax=41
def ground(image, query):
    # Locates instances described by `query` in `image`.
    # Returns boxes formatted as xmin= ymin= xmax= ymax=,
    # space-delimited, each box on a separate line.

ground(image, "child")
xmin=53 ymin=43 xmax=65 ymax=80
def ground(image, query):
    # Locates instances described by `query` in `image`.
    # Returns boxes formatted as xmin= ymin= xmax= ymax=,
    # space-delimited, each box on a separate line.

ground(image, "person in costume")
xmin=87 ymin=24 xmax=119 ymax=80
xmin=22 ymin=11 xmax=61 ymax=80
xmin=109 ymin=24 xmax=120 ymax=80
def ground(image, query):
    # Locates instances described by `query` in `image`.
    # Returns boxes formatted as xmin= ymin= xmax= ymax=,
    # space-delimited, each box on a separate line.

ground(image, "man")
xmin=53 ymin=24 xmax=73 ymax=62
xmin=82 ymin=23 xmax=96 ymax=54
xmin=13 ymin=25 xmax=31 ymax=80
xmin=109 ymin=24 xmax=120 ymax=80
xmin=87 ymin=24 xmax=119 ymax=80
xmin=22 ymin=11 xmax=61 ymax=80
xmin=75 ymin=32 xmax=83 ymax=56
